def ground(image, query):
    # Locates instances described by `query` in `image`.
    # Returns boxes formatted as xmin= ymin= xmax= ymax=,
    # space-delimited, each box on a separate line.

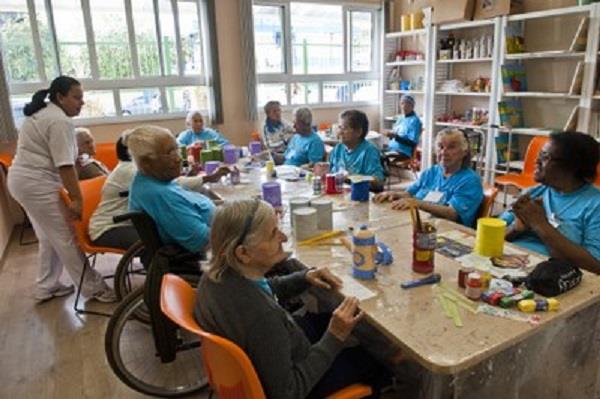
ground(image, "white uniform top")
xmin=11 ymin=102 xmax=77 ymax=191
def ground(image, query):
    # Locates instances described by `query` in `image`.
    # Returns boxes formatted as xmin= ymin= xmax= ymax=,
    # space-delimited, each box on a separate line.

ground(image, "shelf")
xmin=385 ymin=60 xmax=425 ymax=67
xmin=507 ymin=4 xmax=592 ymax=22
xmin=438 ymin=19 xmax=494 ymax=31
xmin=505 ymin=50 xmax=585 ymax=60
xmin=437 ymin=58 xmax=492 ymax=64
xmin=496 ymin=161 xmax=525 ymax=171
xmin=593 ymin=94 xmax=600 ymax=100
xmin=384 ymin=116 xmax=399 ymax=121
xmin=435 ymin=122 xmax=489 ymax=130
xmin=502 ymin=92 xmax=580 ymax=99
xmin=385 ymin=29 xmax=426 ymax=39
xmin=385 ymin=90 xmax=424 ymax=95
xmin=497 ymin=127 xmax=554 ymax=136
xmin=436 ymin=91 xmax=490 ymax=97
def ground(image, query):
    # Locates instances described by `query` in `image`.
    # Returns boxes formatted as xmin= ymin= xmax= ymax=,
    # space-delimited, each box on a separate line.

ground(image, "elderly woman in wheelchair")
xmin=195 ymin=199 xmax=390 ymax=399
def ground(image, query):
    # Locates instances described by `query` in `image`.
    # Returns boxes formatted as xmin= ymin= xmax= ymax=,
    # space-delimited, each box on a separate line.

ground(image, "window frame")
xmin=3 ymin=0 xmax=212 ymax=126
xmin=253 ymin=0 xmax=381 ymax=109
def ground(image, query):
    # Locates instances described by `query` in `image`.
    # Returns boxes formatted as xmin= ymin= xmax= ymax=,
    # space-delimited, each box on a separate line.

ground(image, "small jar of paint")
xmin=458 ymin=266 xmax=474 ymax=288
xmin=465 ymin=272 xmax=482 ymax=301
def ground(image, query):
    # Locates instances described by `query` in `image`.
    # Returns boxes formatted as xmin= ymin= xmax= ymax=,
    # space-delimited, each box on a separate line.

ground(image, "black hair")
xmin=24 ymin=75 xmax=81 ymax=116
xmin=116 ymin=136 xmax=131 ymax=162
xmin=550 ymin=131 xmax=599 ymax=182
xmin=340 ymin=109 xmax=369 ymax=140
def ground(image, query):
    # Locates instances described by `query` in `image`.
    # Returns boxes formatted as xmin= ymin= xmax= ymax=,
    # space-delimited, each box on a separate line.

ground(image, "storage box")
xmin=432 ymin=0 xmax=475 ymax=25
xmin=473 ymin=0 xmax=524 ymax=20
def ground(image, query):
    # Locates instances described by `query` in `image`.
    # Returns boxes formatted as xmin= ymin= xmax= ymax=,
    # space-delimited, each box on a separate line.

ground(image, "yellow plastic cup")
xmin=474 ymin=217 xmax=506 ymax=257
xmin=400 ymin=14 xmax=411 ymax=31
xmin=410 ymin=11 xmax=424 ymax=30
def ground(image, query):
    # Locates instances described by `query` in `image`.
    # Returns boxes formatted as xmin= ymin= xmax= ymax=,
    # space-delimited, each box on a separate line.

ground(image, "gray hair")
xmin=435 ymin=128 xmax=471 ymax=168
xmin=294 ymin=107 xmax=313 ymax=133
xmin=207 ymin=199 xmax=275 ymax=282
xmin=400 ymin=95 xmax=415 ymax=107
xmin=126 ymin=125 xmax=175 ymax=170
xmin=264 ymin=100 xmax=281 ymax=115
xmin=74 ymin=126 xmax=92 ymax=144
xmin=185 ymin=109 xmax=206 ymax=125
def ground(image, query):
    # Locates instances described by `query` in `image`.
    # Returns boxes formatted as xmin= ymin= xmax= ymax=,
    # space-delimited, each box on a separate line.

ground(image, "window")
xmin=253 ymin=2 xmax=379 ymax=108
xmin=2 ymin=0 xmax=213 ymax=126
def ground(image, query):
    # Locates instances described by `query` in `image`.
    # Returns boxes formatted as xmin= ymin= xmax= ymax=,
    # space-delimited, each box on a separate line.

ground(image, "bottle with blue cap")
xmin=352 ymin=225 xmax=377 ymax=279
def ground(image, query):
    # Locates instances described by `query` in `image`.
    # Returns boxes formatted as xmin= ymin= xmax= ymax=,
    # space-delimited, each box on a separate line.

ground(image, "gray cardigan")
xmin=194 ymin=264 xmax=345 ymax=399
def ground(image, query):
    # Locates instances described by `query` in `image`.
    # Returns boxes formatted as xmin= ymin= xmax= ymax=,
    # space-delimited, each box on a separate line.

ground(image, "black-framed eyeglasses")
xmin=235 ymin=200 xmax=260 ymax=248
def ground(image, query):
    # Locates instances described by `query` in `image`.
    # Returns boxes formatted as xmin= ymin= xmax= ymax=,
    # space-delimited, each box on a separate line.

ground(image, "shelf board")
xmin=504 ymin=50 xmax=585 ymax=60
xmin=437 ymin=58 xmax=492 ymax=64
xmin=593 ymin=94 xmax=600 ymax=100
xmin=438 ymin=19 xmax=494 ymax=31
xmin=436 ymin=91 xmax=490 ymax=97
xmin=507 ymin=4 xmax=592 ymax=22
xmin=385 ymin=60 xmax=425 ymax=67
xmin=385 ymin=29 xmax=426 ymax=39
xmin=385 ymin=90 xmax=424 ymax=95
xmin=384 ymin=116 xmax=399 ymax=121
xmin=502 ymin=92 xmax=580 ymax=99
xmin=435 ymin=122 xmax=489 ymax=130
xmin=497 ymin=127 xmax=554 ymax=136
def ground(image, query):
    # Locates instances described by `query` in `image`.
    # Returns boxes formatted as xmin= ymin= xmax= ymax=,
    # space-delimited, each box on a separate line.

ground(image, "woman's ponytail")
xmin=23 ymin=75 xmax=81 ymax=117
xmin=23 ymin=89 xmax=49 ymax=116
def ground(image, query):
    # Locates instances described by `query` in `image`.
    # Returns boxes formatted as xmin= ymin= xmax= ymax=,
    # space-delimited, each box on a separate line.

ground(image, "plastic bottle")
xmin=465 ymin=272 xmax=482 ymax=301
xmin=518 ymin=298 xmax=560 ymax=313
xmin=352 ymin=225 xmax=377 ymax=280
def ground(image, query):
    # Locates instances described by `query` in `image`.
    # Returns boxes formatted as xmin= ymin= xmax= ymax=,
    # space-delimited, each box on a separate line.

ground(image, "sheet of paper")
xmin=339 ymin=274 xmax=377 ymax=302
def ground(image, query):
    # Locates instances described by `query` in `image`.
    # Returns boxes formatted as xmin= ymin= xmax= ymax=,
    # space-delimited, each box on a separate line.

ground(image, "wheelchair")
xmin=105 ymin=211 xmax=209 ymax=397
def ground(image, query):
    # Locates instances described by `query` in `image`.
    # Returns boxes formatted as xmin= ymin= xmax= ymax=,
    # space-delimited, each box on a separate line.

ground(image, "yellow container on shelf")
xmin=410 ymin=11 xmax=424 ymax=30
xmin=474 ymin=217 xmax=506 ymax=258
xmin=400 ymin=14 xmax=411 ymax=32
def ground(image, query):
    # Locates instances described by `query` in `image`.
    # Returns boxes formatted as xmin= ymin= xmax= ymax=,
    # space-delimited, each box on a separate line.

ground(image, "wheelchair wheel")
xmin=105 ymin=288 xmax=209 ymax=397
xmin=114 ymin=241 xmax=146 ymax=300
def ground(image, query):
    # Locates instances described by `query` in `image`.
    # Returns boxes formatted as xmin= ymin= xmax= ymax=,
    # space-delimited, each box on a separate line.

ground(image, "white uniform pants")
xmin=7 ymin=170 xmax=106 ymax=297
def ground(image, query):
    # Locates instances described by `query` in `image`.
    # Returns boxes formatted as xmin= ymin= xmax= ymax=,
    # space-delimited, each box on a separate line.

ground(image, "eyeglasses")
xmin=235 ymin=200 xmax=260 ymax=248
xmin=538 ymin=151 xmax=563 ymax=163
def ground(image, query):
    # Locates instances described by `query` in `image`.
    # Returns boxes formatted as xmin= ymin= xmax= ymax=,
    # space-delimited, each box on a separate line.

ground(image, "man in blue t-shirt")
xmin=281 ymin=107 xmax=324 ymax=166
xmin=176 ymin=110 xmax=229 ymax=147
xmin=385 ymin=95 xmax=422 ymax=160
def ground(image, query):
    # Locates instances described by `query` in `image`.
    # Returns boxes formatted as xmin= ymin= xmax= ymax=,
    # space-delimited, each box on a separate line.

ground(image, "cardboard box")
xmin=473 ymin=0 xmax=524 ymax=20
xmin=432 ymin=0 xmax=475 ymax=25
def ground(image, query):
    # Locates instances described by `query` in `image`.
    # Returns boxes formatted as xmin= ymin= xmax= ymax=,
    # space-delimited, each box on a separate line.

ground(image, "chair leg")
xmin=73 ymin=255 xmax=111 ymax=317
xmin=502 ymin=185 xmax=509 ymax=210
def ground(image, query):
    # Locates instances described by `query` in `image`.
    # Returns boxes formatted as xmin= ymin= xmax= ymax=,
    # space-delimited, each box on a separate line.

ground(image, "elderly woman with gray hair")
xmin=195 ymin=199 xmax=389 ymax=399
xmin=278 ymin=107 xmax=325 ymax=166
xmin=263 ymin=100 xmax=294 ymax=156
xmin=385 ymin=95 xmax=422 ymax=160
xmin=375 ymin=128 xmax=483 ymax=227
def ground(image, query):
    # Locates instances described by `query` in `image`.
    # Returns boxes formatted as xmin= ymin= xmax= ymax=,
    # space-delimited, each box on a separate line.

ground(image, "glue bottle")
xmin=352 ymin=225 xmax=377 ymax=280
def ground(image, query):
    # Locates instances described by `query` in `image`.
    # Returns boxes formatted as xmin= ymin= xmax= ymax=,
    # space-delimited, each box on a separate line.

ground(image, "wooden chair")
xmin=478 ymin=184 xmax=499 ymax=219
xmin=94 ymin=142 xmax=119 ymax=171
xmin=160 ymin=274 xmax=374 ymax=399
xmin=60 ymin=176 xmax=126 ymax=315
xmin=495 ymin=136 xmax=548 ymax=207
xmin=384 ymin=147 xmax=420 ymax=189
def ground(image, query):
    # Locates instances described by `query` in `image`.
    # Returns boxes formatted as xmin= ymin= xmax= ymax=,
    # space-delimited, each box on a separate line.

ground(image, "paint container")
xmin=223 ymin=145 xmax=238 ymax=165
xmin=325 ymin=174 xmax=338 ymax=194
xmin=189 ymin=143 xmax=202 ymax=164
xmin=262 ymin=181 xmax=282 ymax=208
xmin=458 ymin=266 xmax=474 ymax=288
xmin=311 ymin=198 xmax=333 ymax=231
xmin=474 ymin=218 xmax=506 ymax=257
xmin=465 ymin=272 xmax=482 ymax=301
xmin=265 ymin=160 xmax=275 ymax=176
xmin=204 ymin=161 xmax=220 ymax=175
xmin=350 ymin=180 xmax=370 ymax=202
xmin=207 ymin=139 xmax=219 ymax=149
xmin=412 ymin=224 xmax=436 ymax=274
xmin=293 ymin=207 xmax=318 ymax=241
xmin=201 ymin=149 xmax=213 ymax=164
xmin=249 ymin=141 xmax=262 ymax=155
xmin=400 ymin=14 xmax=411 ymax=31
xmin=335 ymin=173 xmax=344 ymax=193
xmin=410 ymin=11 xmax=424 ymax=30
xmin=517 ymin=298 xmax=559 ymax=313
xmin=179 ymin=145 xmax=188 ymax=160
xmin=313 ymin=162 xmax=330 ymax=178
xmin=229 ymin=168 xmax=240 ymax=185
xmin=352 ymin=225 xmax=377 ymax=280
xmin=211 ymin=148 xmax=223 ymax=162
xmin=289 ymin=197 xmax=310 ymax=227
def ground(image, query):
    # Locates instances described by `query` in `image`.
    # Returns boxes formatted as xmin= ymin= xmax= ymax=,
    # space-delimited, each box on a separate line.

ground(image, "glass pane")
xmin=291 ymin=3 xmax=343 ymax=75
xmin=257 ymin=84 xmax=287 ymax=107
xmin=120 ymin=88 xmax=162 ymax=116
xmin=166 ymin=86 xmax=208 ymax=112
xmin=323 ymin=82 xmax=349 ymax=103
xmin=158 ymin=0 xmax=178 ymax=75
xmin=351 ymin=80 xmax=378 ymax=102
xmin=291 ymin=82 xmax=319 ymax=105
xmin=178 ymin=1 xmax=203 ymax=75
xmin=78 ymin=90 xmax=116 ymax=118
xmin=253 ymin=5 xmax=284 ymax=74
xmin=351 ymin=12 xmax=372 ymax=72
xmin=10 ymin=94 xmax=31 ymax=128
xmin=0 ymin=2 xmax=38 ymax=82
xmin=90 ymin=0 xmax=132 ymax=79
xmin=132 ymin=0 xmax=160 ymax=76
xmin=52 ymin=0 xmax=90 ymax=78
xmin=34 ymin=0 xmax=58 ymax=79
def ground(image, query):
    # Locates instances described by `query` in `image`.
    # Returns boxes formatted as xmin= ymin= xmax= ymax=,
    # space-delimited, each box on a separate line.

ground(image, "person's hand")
xmin=513 ymin=195 xmax=547 ymax=232
xmin=384 ymin=131 xmax=396 ymax=139
xmin=203 ymin=165 xmax=231 ymax=183
xmin=390 ymin=197 xmax=418 ymax=211
xmin=68 ymin=198 xmax=83 ymax=220
xmin=327 ymin=297 xmax=363 ymax=342
xmin=306 ymin=267 xmax=342 ymax=290
xmin=373 ymin=191 xmax=400 ymax=203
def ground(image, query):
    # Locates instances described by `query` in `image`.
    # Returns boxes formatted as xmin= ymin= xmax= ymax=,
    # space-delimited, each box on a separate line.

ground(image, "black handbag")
xmin=525 ymin=258 xmax=583 ymax=297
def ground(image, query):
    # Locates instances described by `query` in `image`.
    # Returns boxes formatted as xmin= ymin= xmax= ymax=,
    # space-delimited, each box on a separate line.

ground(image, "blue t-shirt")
xmin=176 ymin=128 xmax=230 ymax=146
xmin=129 ymin=173 xmax=215 ymax=252
xmin=500 ymin=184 xmax=600 ymax=259
xmin=329 ymin=139 xmax=385 ymax=182
xmin=407 ymin=165 xmax=483 ymax=227
xmin=263 ymin=119 xmax=293 ymax=152
xmin=389 ymin=113 xmax=422 ymax=158
xmin=283 ymin=132 xmax=325 ymax=166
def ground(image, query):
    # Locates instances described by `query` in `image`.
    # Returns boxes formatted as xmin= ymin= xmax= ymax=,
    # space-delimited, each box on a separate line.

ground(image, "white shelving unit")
xmin=437 ymin=58 xmax=493 ymax=64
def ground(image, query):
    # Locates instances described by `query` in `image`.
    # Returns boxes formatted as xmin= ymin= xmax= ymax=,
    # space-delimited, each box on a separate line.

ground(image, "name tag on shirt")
xmin=423 ymin=191 xmax=444 ymax=203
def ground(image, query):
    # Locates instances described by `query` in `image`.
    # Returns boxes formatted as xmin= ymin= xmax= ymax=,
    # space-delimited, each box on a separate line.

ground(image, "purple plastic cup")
xmin=223 ymin=145 xmax=238 ymax=165
xmin=204 ymin=161 xmax=221 ymax=175
xmin=262 ymin=181 xmax=282 ymax=208
xmin=249 ymin=141 xmax=262 ymax=155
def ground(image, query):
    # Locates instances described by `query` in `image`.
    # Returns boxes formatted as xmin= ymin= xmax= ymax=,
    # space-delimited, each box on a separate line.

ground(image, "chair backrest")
xmin=160 ymin=274 xmax=267 ymax=399
xmin=522 ymin=136 xmax=548 ymax=177
xmin=0 ymin=153 xmax=13 ymax=172
xmin=95 ymin=142 xmax=119 ymax=171
xmin=319 ymin=122 xmax=332 ymax=131
xmin=478 ymin=183 xmax=499 ymax=219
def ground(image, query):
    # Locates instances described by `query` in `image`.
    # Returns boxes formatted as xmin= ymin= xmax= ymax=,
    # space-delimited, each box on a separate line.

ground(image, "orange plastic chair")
xmin=319 ymin=122 xmax=333 ymax=131
xmin=159 ymin=274 xmax=373 ymax=399
xmin=60 ymin=176 xmax=126 ymax=315
xmin=0 ymin=153 xmax=13 ymax=170
xmin=94 ymin=142 xmax=119 ymax=171
xmin=495 ymin=136 xmax=548 ymax=206
xmin=594 ymin=165 xmax=600 ymax=187
xmin=385 ymin=147 xmax=421 ymax=189
xmin=478 ymin=184 xmax=499 ymax=220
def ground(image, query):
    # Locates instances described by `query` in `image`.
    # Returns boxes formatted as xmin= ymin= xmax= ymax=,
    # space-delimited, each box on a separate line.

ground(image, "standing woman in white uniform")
xmin=7 ymin=76 xmax=116 ymax=303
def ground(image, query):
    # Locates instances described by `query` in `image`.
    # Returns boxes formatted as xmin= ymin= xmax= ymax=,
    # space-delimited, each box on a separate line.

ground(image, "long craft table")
xmin=211 ymin=165 xmax=600 ymax=398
